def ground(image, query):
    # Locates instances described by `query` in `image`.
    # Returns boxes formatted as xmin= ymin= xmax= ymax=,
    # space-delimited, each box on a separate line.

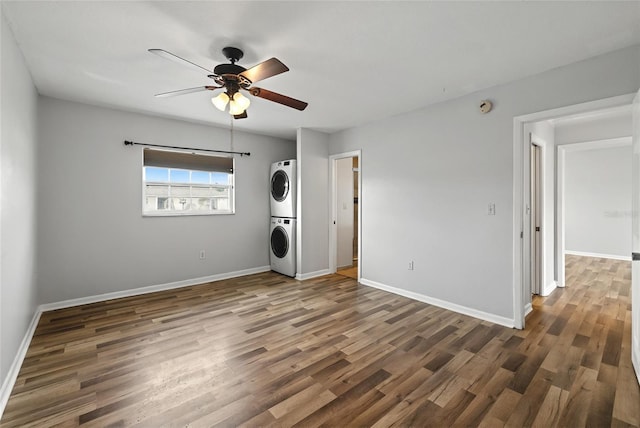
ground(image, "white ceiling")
xmin=3 ymin=1 xmax=639 ymax=140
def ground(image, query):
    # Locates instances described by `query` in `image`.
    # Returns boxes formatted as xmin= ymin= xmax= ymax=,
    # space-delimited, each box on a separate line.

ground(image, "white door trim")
xmin=329 ymin=150 xmax=362 ymax=280
xmin=512 ymin=93 xmax=635 ymax=329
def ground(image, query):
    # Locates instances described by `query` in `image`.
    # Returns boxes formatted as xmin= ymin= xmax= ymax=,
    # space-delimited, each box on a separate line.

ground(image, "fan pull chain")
xmin=229 ymin=114 xmax=235 ymax=153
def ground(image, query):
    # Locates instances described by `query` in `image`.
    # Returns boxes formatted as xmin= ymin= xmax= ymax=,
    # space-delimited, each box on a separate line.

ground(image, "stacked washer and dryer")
xmin=269 ymin=160 xmax=297 ymax=277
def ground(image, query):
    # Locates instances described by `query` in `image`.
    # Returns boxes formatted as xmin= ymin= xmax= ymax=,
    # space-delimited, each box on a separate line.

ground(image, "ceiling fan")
xmin=149 ymin=47 xmax=308 ymax=119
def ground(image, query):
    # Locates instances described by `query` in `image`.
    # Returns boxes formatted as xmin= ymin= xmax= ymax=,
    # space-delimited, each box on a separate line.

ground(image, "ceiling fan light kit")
xmin=212 ymin=92 xmax=230 ymax=110
xmin=211 ymin=91 xmax=251 ymax=116
xmin=229 ymin=92 xmax=250 ymax=115
xmin=150 ymin=46 xmax=308 ymax=120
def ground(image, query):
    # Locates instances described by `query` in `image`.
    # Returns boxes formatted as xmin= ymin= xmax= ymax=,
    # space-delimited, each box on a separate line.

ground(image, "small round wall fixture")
xmin=479 ymin=100 xmax=493 ymax=114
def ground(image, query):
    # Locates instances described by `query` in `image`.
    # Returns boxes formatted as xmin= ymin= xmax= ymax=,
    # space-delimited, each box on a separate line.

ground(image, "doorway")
xmin=557 ymin=137 xmax=632 ymax=274
xmin=336 ymin=157 xmax=359 ymax=279
xmin=329 ymin=151 xmax=362 ymax=281
xmin=513 ymin=93 xmax=635 ymax=329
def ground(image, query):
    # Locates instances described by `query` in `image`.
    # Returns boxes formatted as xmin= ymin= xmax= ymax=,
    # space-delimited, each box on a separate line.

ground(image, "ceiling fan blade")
xmin=154 ymin=86 xmax=221 ymax=98
xmin=234 ymin=111 xmax=248 ymax=120
xmin=249 ymin=87 xmax=308 ymax=111
xmin=149 ymin=49 xmax=213 ymax=74
xmin=239 ymin=58 xmax=289 ymax=83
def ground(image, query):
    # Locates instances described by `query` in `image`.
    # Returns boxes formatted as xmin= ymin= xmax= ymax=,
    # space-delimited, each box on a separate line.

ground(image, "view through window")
xmin=143 ymin=149 xmax=234 ymax=216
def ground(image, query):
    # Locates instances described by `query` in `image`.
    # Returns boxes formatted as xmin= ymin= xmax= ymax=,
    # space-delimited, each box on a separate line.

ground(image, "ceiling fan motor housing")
xmin=214 ymin=47 xmax=250 ymax=88
xmin=214 ymin=63 xmax=247 ymax=76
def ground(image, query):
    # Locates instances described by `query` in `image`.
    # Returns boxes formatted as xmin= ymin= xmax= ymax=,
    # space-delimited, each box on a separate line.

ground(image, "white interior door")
xmin=531 ymin=143 xmax=542 ymax=295
xmin=336 ymin=157 xmax=354 ymax=269
xmin=632 ymin=89 xmax=640 ymax=383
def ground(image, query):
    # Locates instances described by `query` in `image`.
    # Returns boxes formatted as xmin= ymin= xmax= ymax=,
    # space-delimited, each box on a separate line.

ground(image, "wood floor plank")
xmin=612 ymin=311 xmax=640 ymax=426
xmin=505 ymin=367 xmax=554 ymax=427
xmin=556 ymin=365 xmax=598 ymax=427
xmin=269 ymin=383 xmax=334 ymax=419
xmin=1 ymin=255 xmax=638 ymax=427
xmin=483 ymin=385 xmax=521 ymax=423
xmin=531 ymin=384 xmax=570 ymax=428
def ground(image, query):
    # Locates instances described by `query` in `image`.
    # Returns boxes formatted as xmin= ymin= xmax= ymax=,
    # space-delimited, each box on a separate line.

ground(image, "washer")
xmin=270 ymin=159 xmax=297 ymax=218
xmin=270 ymin=217 xmax=296 ymax=277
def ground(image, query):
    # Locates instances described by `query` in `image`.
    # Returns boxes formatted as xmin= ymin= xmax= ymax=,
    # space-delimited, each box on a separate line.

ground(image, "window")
xmin=142 ymin=149 xmax=234 ymax=216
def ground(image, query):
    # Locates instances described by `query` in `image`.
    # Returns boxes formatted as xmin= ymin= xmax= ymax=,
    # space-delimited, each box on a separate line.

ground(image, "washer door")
xmin=271 ymin=226 xmax=289 ymax=258
xmin=271 ymin=170 xmax=289 ymax=202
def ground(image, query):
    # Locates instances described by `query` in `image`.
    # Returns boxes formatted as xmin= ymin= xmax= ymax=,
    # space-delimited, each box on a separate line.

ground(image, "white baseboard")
xmin=296 ymin=268 xmax=331 ymax=281
xmin=40 ymin=266 xmax=270 ymax=312
xmin=524 ymin=303 xmax=533 ymax=317
xmin=634 ymin=343 xmax=640 ymax=386
xmin=0 ymin=309 xmax=42 ymax=418
xmin=359 ymin=278 xmax=515 ymax=328
xmin=565 ymin=250 xmax=631 ymax=262
xmin=542 ymin=281 xmax=557 ymax=297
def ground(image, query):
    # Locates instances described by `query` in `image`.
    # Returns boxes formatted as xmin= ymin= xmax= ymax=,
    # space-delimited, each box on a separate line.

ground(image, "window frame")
xmin=141 ymin=148 xmax=236 ymax=217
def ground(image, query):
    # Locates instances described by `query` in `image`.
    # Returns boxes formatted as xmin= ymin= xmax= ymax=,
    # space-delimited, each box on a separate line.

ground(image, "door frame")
xmin=512 ymin=93 xmax=635 ymax=329
xmin=329 ymin=150 xmax=362 ymax=279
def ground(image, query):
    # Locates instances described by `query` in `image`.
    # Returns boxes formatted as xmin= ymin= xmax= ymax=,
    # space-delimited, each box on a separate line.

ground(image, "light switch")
xmin=488 ymin=203 xmax=496 ymax=215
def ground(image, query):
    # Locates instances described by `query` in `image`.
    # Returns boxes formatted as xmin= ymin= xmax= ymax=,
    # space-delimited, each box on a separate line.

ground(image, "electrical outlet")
xmin=488 ymin=203 xmax=496 ymax=216
xmin=199 ymin=250 xmax=206 ymax=260
xmin=408 ymin=261 xmax=414 ymax=270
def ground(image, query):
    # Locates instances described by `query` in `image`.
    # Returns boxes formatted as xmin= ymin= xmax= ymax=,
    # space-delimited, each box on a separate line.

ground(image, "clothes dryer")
xmin=270 ymin=160 xmax=296 ymax=218
xmin=270 ymin=217 xmax=296 ymax=277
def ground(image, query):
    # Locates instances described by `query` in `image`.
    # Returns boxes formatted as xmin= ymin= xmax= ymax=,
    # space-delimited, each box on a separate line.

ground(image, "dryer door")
xmin=271 ymin=226 xmax=289 ymax=258
xmin=271 ymin=170 xmax=290 ymax=202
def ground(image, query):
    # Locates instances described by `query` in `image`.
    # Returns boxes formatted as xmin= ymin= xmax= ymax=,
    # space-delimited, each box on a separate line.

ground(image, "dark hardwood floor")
xmin=1 ymin=255 xmax=638 ymax=427
xmin=337 ymin=261 xmax=357 ymax=280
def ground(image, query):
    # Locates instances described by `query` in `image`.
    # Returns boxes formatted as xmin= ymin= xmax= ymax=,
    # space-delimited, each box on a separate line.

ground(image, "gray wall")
xmin=37 ymin=97 xmax=294 ymax=304
xmin=329 ymin=45 xmax=640 ymax=321
xmin=0 ymin=13 xmax=39 ymax=389
xmin=296 ymin=129 xmax=329 ymax=276
xmin=565 ymin=145 xmax=632 ymax=258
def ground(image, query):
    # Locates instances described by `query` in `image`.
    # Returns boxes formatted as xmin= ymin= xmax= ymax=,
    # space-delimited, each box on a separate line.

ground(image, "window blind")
xmin=143 ymin=149 xmax=233 ymax=173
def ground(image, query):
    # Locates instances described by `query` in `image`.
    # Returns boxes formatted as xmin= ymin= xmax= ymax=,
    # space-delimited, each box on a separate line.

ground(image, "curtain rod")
xmin=123 ymin=140 xmax=250 ymax=157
